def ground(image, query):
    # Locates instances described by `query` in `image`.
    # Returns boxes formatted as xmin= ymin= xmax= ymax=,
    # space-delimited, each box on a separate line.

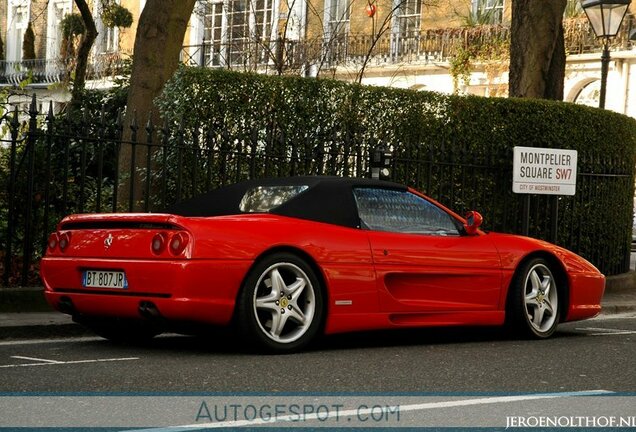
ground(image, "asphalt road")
xmin=1 ymin=313 xmax=635 ymax=393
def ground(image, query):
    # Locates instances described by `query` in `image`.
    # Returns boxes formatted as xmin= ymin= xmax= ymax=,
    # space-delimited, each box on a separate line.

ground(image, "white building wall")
xmin=622 ymin=58 xmax=636 ymax=118
xmin=355 ymin=50 xmax=636 ymax=120
xmin=360 ymin=68 xmax=456 ymax=93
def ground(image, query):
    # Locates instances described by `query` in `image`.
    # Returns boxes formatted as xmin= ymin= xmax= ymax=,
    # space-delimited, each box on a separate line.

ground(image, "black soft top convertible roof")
xmin=167 ymin=176 xmax=406 ymax=228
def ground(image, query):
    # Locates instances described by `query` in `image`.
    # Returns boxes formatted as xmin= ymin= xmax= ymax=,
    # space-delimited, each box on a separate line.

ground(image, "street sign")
xmin=512 ymin=146 xmax=578 ymax=196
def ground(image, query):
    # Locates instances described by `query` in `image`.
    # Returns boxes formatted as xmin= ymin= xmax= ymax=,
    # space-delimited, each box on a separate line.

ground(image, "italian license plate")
xmin=82 ymin=270 xmax=128 ymax=289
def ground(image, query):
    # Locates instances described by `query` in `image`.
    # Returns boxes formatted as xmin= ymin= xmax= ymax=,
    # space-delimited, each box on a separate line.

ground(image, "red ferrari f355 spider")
xmin=41 ymin=176 xmax=604 ymax=352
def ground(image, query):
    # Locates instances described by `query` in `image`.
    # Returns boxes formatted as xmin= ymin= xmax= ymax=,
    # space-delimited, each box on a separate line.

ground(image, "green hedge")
xmin=2 ymin=67 xmax=635 ymax=283
xmin=158 ymin=67 xmax=636 ymax=166
xmin=157 ymin=67 xmax=636 ymax=275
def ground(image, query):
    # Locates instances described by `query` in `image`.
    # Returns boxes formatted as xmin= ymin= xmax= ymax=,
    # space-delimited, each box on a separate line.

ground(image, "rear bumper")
xmin=40 ymin=257 xmax=253 ymax=325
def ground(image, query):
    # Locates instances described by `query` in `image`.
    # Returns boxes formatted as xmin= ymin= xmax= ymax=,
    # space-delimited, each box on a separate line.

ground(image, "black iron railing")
xmin=179 ymin=16 xmax=636 ymax=73
xmin=0 ymin=53 xmax=129 ymax=86
xmin=1 ymin=95 xmax=633 ymax=286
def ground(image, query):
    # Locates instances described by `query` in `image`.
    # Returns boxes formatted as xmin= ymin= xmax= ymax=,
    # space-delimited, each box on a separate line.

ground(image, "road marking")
xmin=11 ymin=356 xmax=63 ymax=364
xmin=0 ymin=337 xmax=103 ymax=346
xmin=594 ymin=312 xmax=636 ymax=320
xmin=0 ymin=357 xmax=139 ymax=368
xmin=0 ymin=333 xmax=183 ymax=347
xmin=576 ymin=327 xmax=636 ymax=336
xmin=126 ymin=390 xmax=612 ymax=431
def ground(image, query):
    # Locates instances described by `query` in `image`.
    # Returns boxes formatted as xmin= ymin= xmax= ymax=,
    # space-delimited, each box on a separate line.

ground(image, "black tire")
xmin=79 ymin=317 xmax=161 ymax=344
xmin=506 ymin=258 xmax=561 ymax=339
xmin=236 ymin=252 xmax=324 ymax=353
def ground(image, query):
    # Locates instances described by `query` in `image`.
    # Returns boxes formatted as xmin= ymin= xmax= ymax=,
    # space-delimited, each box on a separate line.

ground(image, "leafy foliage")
xmin=0 ymin=81 xmax=129 ymax=285
xmin=449 ymin=26 xmax=510 ymax=93
xmin=157 ymin=67 xmax=636 ymax=275
xmin=565 ymin=0 xmax=583 ymax=18
xmin=61 ymin=13 xmax=86 ymax=39
xmin=462 ymin=4 xmax=501 ymax=26
xmin=22 ymin=22 xmax=35 ymax=61
xmin=101 ymin=3 xmax=134 ymax=28
xmin=3 ymin=68 xmax=636 ymax=286
xmin=0 ymin=28 xmax=5 ymax=60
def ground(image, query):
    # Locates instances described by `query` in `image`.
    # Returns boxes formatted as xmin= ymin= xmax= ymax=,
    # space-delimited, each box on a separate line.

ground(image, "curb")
xmin=599 ymin=304 xmax=636 ymax=315
xmin=605 ymin=271 xmax=636 ymax=293
xmin=0 ymin=286 xmax=52 ymax=313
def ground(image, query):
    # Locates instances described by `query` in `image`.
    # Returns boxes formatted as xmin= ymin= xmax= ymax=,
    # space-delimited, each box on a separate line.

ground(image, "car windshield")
xmin=239 ymin=185 xmax=309 ymax=213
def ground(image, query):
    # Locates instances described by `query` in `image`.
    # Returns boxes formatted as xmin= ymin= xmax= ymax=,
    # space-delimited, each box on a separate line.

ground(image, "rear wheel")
xmin=236 ymin=253 xmax=324 ymax=353
xmin=507 ymin=258 xmax=560 ymax=339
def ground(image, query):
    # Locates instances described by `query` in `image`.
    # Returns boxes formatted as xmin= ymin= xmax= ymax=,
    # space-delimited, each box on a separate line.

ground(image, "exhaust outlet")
xmin=58 ymin=296 xmax=75 ymax=315
xmin=138 ymin=301 xmax=161 ymax=320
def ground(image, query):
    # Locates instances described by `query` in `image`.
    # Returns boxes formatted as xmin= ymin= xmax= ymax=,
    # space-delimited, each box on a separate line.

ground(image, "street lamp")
xmin=581 ymin=0 xmax=631 ymax=109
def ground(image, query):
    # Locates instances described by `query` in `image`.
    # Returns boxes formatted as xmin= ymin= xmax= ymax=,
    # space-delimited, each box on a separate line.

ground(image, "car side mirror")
xmin=464 ymin=211 xmax=483 ymax=235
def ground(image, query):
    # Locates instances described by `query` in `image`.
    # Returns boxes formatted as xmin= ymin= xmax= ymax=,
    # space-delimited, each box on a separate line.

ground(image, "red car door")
xmin=353 ymin=187 xmax=503 ymax=313
xmin=368 ymin=231 xmax=503 ymax=313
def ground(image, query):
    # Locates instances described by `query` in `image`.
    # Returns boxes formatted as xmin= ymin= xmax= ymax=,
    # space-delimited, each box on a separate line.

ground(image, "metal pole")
xmin=599 ymin=40 xmax=610 ymax=109
xmin=21 ymin=95 xmax=38 ymax=286
xmin=3 ymin=108 xmax=19 ymax=286
xmin=521 ymin=195 xmax=530 ymax=236
xmin=550 ymin=196 xmax=559 ymax=244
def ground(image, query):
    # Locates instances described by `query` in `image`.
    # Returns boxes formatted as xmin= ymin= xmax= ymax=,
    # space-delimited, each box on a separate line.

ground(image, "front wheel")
xmin=507 ymin=258 xmax=560 ymax=339
xmin=236 ymin=253 xmax=324 ymax=353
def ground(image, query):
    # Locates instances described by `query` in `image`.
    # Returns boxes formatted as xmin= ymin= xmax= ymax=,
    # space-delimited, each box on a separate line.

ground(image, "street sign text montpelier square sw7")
xmin=512 ymin=146 xmax=578 ymax=196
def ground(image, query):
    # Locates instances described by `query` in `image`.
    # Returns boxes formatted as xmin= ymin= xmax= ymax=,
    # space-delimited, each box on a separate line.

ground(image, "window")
xmin=7 ymin=0 xmax=30 ymax=63
xmin=394 ymin=0 xmax=422 ymax=37
xmin=239 ymin=185 xmax=309 ymax=213
xmin=325 ymin=0 xmax=350 ymax=38
xmin=95 ymin=0 xmax=120 ymax=54
xmin=202 ymin=0 xmax=224 ymax=65
xmin=391 ymin=0 xmax=422 ymax=57
xmin=353 ymin=188 xmax=459 ymax=235
xmin=471 ymin=0 xmax=504 ymax=25
xmin=199 ymin=0 xmax=275 ymax=67
xmin=46 ymin=0 xmax=73 ymax=61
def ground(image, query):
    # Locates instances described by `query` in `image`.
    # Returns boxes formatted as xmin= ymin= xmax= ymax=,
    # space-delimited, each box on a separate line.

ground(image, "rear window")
xmin=239 ymin=185 xmax=309 ymax=213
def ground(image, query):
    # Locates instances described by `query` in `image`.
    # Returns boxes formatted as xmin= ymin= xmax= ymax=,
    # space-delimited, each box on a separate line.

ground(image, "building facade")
xmin=2 ymin=1 xmax=636 ymax=117
xmin=0 ymin=0 xmax=141 ymax=110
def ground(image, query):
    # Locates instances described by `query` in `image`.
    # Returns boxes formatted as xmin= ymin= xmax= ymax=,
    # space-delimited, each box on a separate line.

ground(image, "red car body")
xmin=40 ymin=177 xmax=604 ymax=351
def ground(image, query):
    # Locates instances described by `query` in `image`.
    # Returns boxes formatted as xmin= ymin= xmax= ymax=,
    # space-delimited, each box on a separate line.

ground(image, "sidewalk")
xmin=1 ymin=273 xmax=635 ymax=340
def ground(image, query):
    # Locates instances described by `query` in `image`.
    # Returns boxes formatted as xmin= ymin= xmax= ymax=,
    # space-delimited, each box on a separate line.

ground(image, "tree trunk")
xmin=70 ymin=0 xmax=98 ymax=109
xmin=509 ymin=0 xmax=567 ymax=100
xmin=118 ymin=0 xmax=196 ymax=211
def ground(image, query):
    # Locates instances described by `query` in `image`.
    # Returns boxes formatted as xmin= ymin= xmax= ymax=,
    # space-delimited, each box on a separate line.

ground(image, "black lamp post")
xmin=581 ymin=0 xmax=631 ymax=109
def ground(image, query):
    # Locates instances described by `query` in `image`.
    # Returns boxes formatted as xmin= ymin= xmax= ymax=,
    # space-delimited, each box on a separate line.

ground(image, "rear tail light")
xmin=47 ymin=233 xmax=59 ymax=251
xmin=59 ymin=232 xmax=71 ymax=252
xmin=151 ymin=232 xmax=167 ymax=255
xmin=169 ymin=231 xmax=189 ymax=256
